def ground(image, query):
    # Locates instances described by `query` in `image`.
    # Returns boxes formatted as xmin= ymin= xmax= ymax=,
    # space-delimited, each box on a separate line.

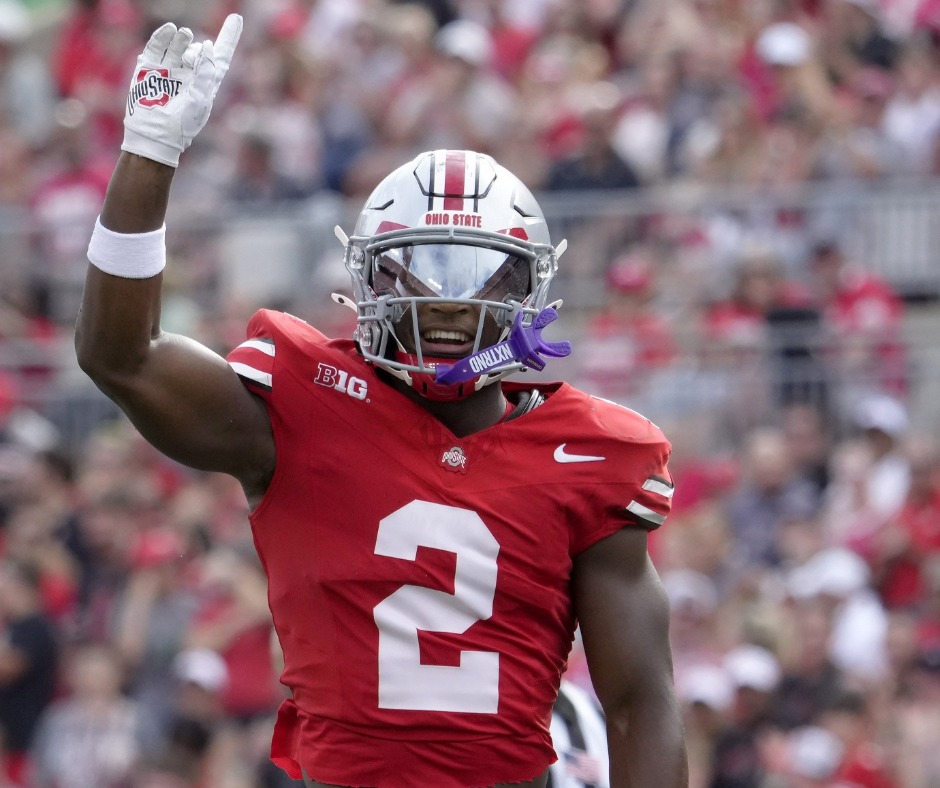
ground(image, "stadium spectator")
xmin=725 ymin=427 xmax=821 ymax=572
xmin=183 ymin=544 xmax=279 ymax=727
xmin=676 ymin=663 xmax=733 ymax=788
xmin=820 ymin=689 xmax=899 ymax=787
xmin=786 ymin=546 xmax=890 ymax=684
xmin=0 ymin=0 xmax=55 ymax=147
xmin=771 ymin=597 xmax=848 ymax=731
xmin=577 ymin=252 xmax=677 ymax=405
xmin=384 ymin=19 xmax=517 ymax=156
xmin=141 ymin=647 xmax=232 ymax=787
xmin=50 ymin=0 xmax=143 ymax=149
xmin=708 ymin=644 xmax=782 ymax=788
xmin=0 ymin=558 xmax=59 ymax=786
xmin=822 ymin=394 xmax=911 ymax=555
xmin=29 ymin=642 xmax=150 ymax=788
xmin=112 ymin=526 xmax=198 ymax=733
xmin=545 ymin=80 xmax=642 ymax=191
xmin=882 ymin=40 xmax=940 ymax=172
xmin=871 ymin=437 xmax=940 ymax=608
xmin=780 ymin=401 xmax=833 ymax=499
xmin=884 ymin=644 xmax=940 ymax=785
xmin=807 ymin=233 xmax=909 ymax=401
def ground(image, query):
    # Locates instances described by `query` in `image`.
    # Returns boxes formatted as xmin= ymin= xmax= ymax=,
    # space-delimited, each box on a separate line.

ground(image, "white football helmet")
xmin=335 ymin=149 xmax=566 ymax=400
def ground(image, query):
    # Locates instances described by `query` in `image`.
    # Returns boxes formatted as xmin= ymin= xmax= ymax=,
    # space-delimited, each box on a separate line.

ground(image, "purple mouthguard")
xmin=434 ymin=307 xmax=572 ymax=386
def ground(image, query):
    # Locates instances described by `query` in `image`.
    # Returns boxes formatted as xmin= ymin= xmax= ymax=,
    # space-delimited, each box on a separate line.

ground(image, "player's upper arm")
xmin=75 ymin=268 xmax=275 ymax=493
xmin=571 ymin=528 xmax=675 ymax=722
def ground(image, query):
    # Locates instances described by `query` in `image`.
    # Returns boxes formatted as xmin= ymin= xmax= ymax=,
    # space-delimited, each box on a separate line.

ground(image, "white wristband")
xmin=87 ymin=217 xmax=167 ymax=279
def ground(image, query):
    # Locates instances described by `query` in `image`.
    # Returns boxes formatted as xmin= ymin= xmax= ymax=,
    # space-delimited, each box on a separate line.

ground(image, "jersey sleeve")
xmin=570 ymin=412 xmax=674 ymax=556
xmin=226 ymin=309 xmax=278 ymax=400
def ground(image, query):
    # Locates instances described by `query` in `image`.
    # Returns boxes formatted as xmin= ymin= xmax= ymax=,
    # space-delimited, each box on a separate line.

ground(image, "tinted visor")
xmin=372 ymin=244 xmax=530 ymax=302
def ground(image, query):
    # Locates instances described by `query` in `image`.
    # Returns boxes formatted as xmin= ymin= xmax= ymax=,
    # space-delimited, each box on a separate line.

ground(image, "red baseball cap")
xmin=606 ymin=255 xmax=652 ymax=293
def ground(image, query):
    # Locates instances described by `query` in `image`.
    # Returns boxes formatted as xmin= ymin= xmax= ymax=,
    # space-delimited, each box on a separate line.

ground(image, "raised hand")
xmin=122 ymin=14 xmax=243 ymax=167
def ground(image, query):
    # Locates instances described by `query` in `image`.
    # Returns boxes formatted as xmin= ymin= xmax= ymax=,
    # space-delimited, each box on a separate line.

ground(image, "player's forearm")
xmin=607 ymin=693 xmax=688 ymax=788
xmin=76 ymin=155 xmax=173 ymax=382
xmin=100 ymin=152 xmax=175 ymax=232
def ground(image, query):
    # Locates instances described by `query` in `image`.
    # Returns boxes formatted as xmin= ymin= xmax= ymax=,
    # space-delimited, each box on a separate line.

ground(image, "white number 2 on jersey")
xmin=373 ymin=500 xmax=500 ymax=713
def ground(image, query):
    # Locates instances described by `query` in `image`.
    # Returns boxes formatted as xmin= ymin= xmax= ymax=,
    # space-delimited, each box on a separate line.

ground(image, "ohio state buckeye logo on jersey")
xmin=127 ymin=68 xmax=182 ymax=115
xmin=440 ymin=445 xmax=469 ymax=474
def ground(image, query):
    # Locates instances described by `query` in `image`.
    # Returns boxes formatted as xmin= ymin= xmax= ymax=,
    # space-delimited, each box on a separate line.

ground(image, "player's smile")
xmin=398 ymin=302 xmax=501 ymax=359
xmin=419 ymin=327 xmax=475 ymax=357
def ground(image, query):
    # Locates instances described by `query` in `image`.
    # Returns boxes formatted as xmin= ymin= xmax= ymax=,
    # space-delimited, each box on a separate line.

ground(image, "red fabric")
xmin=491 ymin=25 xmax=539 ymax=81
xmin=824 ymin=270 xmax=908 ymax=395
xmin=834 ymin=743 xmax=899 ymax=787
xmin=38 ymin=572 xmax=78 ymax=622
xmin=229 ymin=309 xmax=673 ymax=787
xmin=586 ymin=311 xmax=677 ymax=368
xmin=51 ymin=2 xmax=141 ymax=146
xmin=193 ymin=597 xmax=280 ymax=718
xmin=878 ymin=491 xmax=940 ymax=608
xmin=826 ymin=271 xmax=905 ymax=333
xmin=5 ymin=752 xmax=29 ymax=786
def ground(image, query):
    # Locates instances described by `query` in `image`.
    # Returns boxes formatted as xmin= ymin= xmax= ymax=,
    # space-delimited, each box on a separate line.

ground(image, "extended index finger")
xmin=212 ymin=14 xmax=244 ymax=81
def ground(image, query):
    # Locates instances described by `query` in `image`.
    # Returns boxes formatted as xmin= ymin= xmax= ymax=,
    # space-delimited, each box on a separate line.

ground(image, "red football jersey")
xmin=226 ymin=309 xmax=673 ymax=787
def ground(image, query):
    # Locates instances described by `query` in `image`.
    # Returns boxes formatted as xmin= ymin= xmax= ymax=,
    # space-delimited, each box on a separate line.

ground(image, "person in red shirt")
xmin=809 ymin=235 xmax=909 ymax=398
xmin=73 ymin=16 xmax=687 ymax=788
xmin=578 ymin=252 xmax=677 ymax=404
xmin=872 ymin=439 xmax=940 ymax=609
xmin=821 ymin=690 xmax=899 ymax=788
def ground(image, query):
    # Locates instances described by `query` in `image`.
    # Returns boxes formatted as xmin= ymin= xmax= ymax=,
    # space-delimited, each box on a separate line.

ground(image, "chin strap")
xmin=434 ymin=307 xmax=571 ymax=386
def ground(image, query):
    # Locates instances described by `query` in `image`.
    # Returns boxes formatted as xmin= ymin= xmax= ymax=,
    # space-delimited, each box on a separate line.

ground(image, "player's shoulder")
xmin=541 ymin=383 xmax=669 ymax=448
xmin=228 ymin=309 xmax=360 ymax=395
xmin=243 ymin=308 xmax=360 ymax=358
xmin=245 ymin=308 xmax=325 ymax=344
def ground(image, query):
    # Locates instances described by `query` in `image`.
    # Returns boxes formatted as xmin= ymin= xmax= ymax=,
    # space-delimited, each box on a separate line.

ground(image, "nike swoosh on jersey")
xmin=553 ymin=444 xmax=606 ymax=463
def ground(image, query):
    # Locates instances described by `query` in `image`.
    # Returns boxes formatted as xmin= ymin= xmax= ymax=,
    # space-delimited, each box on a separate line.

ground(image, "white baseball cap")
xmin=724 ymin=644 xmax=781 ymax=692
xmin=173 ymin=648 xmax=228 ymax=693
xmin=787 ymin=547 xmax=870 ymax=599
xmin=679 ymin=663 xmax=734 ymax=711
xmin=435 ymin=20 xmax=493 ymax=67
xmin=0 ymin=0 xmax=27 ymax=43
xmin=756 ymin=22 xmax=811 ymax=67
xmin=853 ymin=394 xmax=908 ymax=438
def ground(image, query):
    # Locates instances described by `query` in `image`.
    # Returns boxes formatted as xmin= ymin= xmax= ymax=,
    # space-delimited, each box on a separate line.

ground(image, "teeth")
xmin=423 ymin=330 xmax=471 ymax=343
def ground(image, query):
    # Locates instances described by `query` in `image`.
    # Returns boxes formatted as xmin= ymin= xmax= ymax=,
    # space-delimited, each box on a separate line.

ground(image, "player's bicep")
xmin=103 ymin=331 xmax=275 ymax=487
xmin=571 ymin=528 xmax=674 ymax=722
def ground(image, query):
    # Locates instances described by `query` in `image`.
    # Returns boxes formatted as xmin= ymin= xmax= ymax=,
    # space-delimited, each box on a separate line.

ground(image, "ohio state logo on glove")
xmin=127 ymin=68 xmax=183 ymax=115
xmin=121 ymin=15 xmax=242 ymax=167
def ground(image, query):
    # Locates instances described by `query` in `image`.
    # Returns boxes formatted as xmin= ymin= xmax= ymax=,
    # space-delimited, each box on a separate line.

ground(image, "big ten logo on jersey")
xmin=423 ymin=212 xmax=483 ymax=228
xmin=314 ymin=363 xmax=368 ymax=401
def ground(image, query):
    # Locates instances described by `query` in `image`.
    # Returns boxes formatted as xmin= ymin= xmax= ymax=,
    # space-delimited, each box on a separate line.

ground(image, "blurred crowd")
xmin=2 ymin=0 xmax=940 ymax=786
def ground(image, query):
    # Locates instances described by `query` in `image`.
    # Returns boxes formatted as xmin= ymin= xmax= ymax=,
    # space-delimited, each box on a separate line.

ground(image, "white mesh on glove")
xmin=122 ymin=14 xmax=243 ymax=167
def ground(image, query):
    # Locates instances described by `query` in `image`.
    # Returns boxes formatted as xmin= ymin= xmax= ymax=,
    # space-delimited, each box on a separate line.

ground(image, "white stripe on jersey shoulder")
xmin=642 ymin=477 xmax=674 ymax=499
xmin=236 ymin=338 xmax=275 ymax=356
xmin=626 ymin=500 xmax=666 ymax=526
xmin=229 ymin=361 xmax=272 ymax=389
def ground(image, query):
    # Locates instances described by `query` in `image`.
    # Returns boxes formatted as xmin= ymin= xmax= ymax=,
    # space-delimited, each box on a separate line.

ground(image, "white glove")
xmin=122 ymin=14 xmax=243 ymax=167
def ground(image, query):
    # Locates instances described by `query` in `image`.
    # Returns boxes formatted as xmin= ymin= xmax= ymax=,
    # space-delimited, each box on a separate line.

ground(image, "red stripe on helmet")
xmin=443 ymin=151 xmax=466 ymax=210
xmin=375 ymin=221 xmax=409 ymax=234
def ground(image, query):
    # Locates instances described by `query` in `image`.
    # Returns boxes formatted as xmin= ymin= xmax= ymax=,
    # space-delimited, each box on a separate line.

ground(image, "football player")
xmin=74 ymin=16 xmax=688 ymax=788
